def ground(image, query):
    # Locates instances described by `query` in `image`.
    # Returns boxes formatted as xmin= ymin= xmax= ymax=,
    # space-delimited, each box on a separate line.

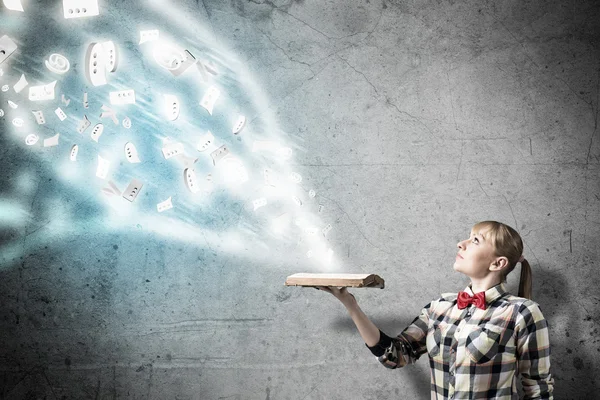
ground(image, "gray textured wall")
xmin=1 ymin=0 xmax=599 ymax=399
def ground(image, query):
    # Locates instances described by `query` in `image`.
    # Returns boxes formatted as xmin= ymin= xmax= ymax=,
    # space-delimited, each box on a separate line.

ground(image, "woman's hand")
xmin=315 ymin=286 xmax=357 ymax=308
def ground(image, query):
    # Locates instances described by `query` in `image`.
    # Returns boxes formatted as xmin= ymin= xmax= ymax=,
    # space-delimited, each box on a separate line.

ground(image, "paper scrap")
xmin=3 ymin=0 xmax=24 ymax=12
xmin=12 ymin=118 xmax=23 ymax=127
xmin=122 ymin=116 xmax=131 ymax=129
xmin=13 ymin=74 xmax=28 ymax=93
xmin=0 ymin=109 xmax=4 ymax=117
xmin=29 ymin=81 xmax=57 ymax=101
xmin=1 ymin=85 xmax=9 ymax=92
xmin=7 ymin=100 xmax=17 ymax=109
xmin=61 ymin=94 xmax=70 ymax=106
xmin=96 ymin=155 xmax=109 ymax=179
xmin=308 ymin=189 xmax=316 ymax=198
xmin=43 ymin=133 xmax=60 ymax=147
xmin=83 ymin=92 xmax=88 ymax=108
xmin=157 ymin=196 xmax=173 ymax=212
xmin=292 ymin=196 xmax=302 ymax=206
xmin=100 ymin=105 xmax=118 ymax=124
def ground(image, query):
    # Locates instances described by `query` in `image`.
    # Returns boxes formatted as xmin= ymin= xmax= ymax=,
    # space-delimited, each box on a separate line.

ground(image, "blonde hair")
xmin=472 ymin=221 xmax=532 ymax=300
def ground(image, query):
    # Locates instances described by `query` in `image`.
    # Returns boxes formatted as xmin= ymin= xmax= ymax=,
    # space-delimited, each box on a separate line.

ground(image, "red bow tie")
xmin=457 ymin=291 xmax=487 ymax=310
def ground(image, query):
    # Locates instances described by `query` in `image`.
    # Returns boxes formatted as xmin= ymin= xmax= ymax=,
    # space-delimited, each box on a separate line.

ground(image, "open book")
xmin=285 ymin=273 xmax=385 ymax=289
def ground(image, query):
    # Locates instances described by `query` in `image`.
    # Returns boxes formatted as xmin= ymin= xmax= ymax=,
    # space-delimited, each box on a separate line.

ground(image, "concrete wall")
xmin=0 ymin=0 xmax=598 ymax=398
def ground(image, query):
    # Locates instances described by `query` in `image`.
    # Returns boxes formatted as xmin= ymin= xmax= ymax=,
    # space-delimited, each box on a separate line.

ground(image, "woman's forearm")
xmin=344 ymin=302 xmax=381 ymax=347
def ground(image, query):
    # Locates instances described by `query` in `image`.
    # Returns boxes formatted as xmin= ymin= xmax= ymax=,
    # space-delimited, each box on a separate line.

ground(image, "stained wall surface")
xmin=0 ymin=0 xmax=599 ymax=399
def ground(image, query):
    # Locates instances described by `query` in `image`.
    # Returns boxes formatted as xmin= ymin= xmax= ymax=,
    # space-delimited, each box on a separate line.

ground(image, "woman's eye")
xmin=472 ymin=238 xmax=479 ymax=244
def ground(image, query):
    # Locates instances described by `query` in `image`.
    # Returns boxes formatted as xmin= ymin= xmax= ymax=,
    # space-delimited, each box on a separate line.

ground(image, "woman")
xmin=317 ymin=221 xmax=554 ymax=399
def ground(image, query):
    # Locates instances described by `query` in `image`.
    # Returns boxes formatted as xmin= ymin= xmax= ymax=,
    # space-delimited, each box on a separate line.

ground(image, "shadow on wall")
xmin=535 ymin=270 xmax=598 ymax=399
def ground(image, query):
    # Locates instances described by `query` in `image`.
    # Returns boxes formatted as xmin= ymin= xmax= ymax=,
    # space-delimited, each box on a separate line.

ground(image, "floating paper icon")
xmin=109 ymin=89 xmax=135 ymax=105
xmin=45 ymin=54 xmax=70 ymax=74
xmin=25 ymin=134 xmax=39 ymax=146
xmin=1 ymin=85 xmax=8 ymax=92
xmin=32 ymin=110 xmax=45 ymax=125
xmin=322 ymin=224 xmax=332 ymax=236
xmin=70 ymin=144 xmax=78 ymax=161
xmin=83 ymin=92 xmax=88 ymax=108
xmin=163 ymin=94 xmax=180 ymax=121
xmin=122 ymin=178 xmax=143 ymax=202
xmin=196 ymin=131 xmax=214 ymax=152
xmin=199 ymin=86 xmax=220 ymax=115
xmin=277 ymin=147 xmax=293 ymax=160
xmin=63 ymin=0 xmax=100 ymax=19
xmin=105 ymin=180 xmax=121 ymax=196
xmin=102 ymin=41 xmax=118 ymax=72
xmin=292 ymin=196 xmax=302 ymax=206
xmin=232 ymin=115 xmax=246 ymax=134
xmin=43 ymin=133 xmax=60 ymax=147
xmin=85 ymin=43 xmax=107 ymax=86
xmin=61 ymin=94 xmax=70 ymax=106
xmin=162 ymin=142 xmax=184 ymax=159
xmin=139 ymin=30 xmax=159 ymax=45
xmin=77 ymin=115 xmax=91 ymax=134
xmin=13 ymin=74 xmax=28 ymax=93
xmin=12 ymin=118 xmax=23 ymax=127
xmin=210 ymin=144 xmax=230 ymax=166
xmin=54 ymin=107 xmax=67 ymax=121
xmin=308 ymin=189 xmax=316 ymax=198
xmin=289 ymin=172 xmax=302 ymax=183
xmin=3 ymin=0 xmax=24 ymax=12
xmin=184 ymin=168 xmax=199 ymax=193
xmin=253 ymin=197 xmax=267 ymax=211
xmin=0 ymin=109 xmax=4 ymax=117
xmin=100 ymin=105 xmax=118 ymax=124
xmin=0 ymin=35 xmax=17 ymax=66
xmin=124 ymin=142 xmax=141 ymax=163
xmin=7 ymin=100 xmax=17 ymax=109
xmin=90 ymin=123 xmax=104 ymax=142
xmin=96 ymin=155 xmax=110 ymax=179
xmin=29 ymin=81 xmax=57 ymax=101
xmin=156 ymin=196 xmax=173 ymax=212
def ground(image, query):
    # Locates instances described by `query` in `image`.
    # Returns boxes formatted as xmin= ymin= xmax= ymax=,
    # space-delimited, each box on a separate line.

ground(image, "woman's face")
xmin=453 ymin=228 xmax=498 ymax=279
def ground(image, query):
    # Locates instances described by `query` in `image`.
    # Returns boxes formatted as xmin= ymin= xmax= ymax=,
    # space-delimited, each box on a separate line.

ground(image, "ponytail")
xmin=518 ymin=258 xmax=532 ymax=300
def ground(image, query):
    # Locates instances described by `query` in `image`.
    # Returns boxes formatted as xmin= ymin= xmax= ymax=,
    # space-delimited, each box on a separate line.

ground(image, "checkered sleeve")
xmin=365 ymin=302 xmax=432 ymax=369
xmin=516 ymin=300 xmax=555 ymax=399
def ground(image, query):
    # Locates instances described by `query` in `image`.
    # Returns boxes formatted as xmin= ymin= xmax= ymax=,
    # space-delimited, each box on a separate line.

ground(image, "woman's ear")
xmin=491 ymin=256 xmax=510 ymax=272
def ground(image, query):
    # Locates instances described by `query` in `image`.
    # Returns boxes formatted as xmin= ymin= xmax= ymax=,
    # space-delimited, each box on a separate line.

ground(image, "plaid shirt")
xmin=366 ymin=282 xmax=554 ymax=399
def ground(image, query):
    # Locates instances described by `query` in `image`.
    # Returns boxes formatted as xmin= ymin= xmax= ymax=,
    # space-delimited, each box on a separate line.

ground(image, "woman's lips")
xmin=456 ymin=254 xmax=463 ymax=259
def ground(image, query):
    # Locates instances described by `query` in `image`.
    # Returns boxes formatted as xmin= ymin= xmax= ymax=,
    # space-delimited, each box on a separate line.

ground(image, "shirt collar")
xmin=463 ymin=282 xmax=507 ymax=305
